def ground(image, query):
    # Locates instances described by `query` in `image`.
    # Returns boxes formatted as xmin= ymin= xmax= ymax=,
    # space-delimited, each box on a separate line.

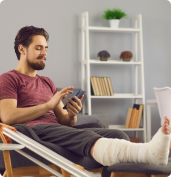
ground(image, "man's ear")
xmin=18 ymin=44 xmax=25 ymax=55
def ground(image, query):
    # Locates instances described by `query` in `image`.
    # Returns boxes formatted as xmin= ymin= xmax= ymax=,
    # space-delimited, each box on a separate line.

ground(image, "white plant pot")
xmin=109 ymin=19 xmax=120 ymax=28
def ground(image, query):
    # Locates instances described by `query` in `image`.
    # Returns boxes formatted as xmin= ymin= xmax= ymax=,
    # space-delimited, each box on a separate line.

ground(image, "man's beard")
xmin=26 ymin=57 xmax=45 ymax=70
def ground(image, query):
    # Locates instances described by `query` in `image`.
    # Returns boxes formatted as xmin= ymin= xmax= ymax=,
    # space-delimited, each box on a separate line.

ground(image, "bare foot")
xmin=162 ymin=116 xmax=171 ymax=135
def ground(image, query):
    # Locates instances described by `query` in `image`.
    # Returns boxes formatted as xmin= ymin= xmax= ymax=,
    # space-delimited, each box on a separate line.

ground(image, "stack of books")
xmin=90 ymin=77 xmax=114 ymax=96
xmin=125 ymin=104 xmax=144 ymax=128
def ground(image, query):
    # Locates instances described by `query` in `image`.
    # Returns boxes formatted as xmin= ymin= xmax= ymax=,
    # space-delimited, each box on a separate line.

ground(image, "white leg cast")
xmin=92 ymin=127 xmax=171 ymax=166
xmin=147 ymin=127 xmax=170 ymax=165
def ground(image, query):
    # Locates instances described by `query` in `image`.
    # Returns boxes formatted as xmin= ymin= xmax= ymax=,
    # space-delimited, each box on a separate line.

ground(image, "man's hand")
xmin=65 ymin=95 xmax=84 ymax=118
xmin=47 ymin=86 xmax=73 ymax=110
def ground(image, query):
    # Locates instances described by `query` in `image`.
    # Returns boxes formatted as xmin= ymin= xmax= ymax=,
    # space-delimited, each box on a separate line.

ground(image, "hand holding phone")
xmin=63 ymin=90 xmax=85 ymax=109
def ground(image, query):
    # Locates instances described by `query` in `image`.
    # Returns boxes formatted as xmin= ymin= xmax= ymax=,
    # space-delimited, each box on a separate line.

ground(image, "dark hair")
xmin=14 ymin=26 xmax=49 ymax=60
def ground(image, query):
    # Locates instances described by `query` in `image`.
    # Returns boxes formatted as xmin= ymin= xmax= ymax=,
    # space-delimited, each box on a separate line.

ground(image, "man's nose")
xmin=41 ymin=49 xmax=47 ymax=55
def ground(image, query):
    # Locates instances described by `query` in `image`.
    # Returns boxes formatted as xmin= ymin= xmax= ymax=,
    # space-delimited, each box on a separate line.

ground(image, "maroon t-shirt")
xmin=0 ymin=70 xmax=60 ymax=127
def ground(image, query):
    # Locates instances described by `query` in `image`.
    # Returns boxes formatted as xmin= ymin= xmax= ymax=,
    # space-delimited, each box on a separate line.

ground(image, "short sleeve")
xmin=0 ymin=73 xmax=18 ymax=100
xmin=43 ymin=77 xmax=58 ymax=95
xmin=49 ymin=79 xmax=58 ymax=95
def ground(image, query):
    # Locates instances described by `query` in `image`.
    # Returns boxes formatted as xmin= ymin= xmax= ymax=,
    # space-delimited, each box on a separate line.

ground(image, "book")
xmin=96 ymin=77 xmax=101 ymax=95
xmin=90 ymin=77 xmax=96 ymax=95
xmin=135 ymin=104 xmax=144 ymax=128
xmin=128 ymin=108 xmax=137 ymax=128
xmin=107 ymin=77 xmax=114 ymax=96
xmin=93 ymin=77 xmax=99 ymax=96
xmin=132 ymin=109 xmax=139 ymax=128
xmin=92 ymin=77 xmax=97 ymax=95
xmin=96 ymin=77 xmax=103 ymax=96
xmin=96 ymin=77 xmax=101 ymax=96
xmin=132 ymin=104 xmax=144 ymax=128
xmin=99 ymin=77 xmax=105 ymax=96
xmin=91 ymin=76 xmax=115 ymax=96
xmin=102 ymin=77 xmax=109 ymax=96
xmin=101 ymin=77 xmax=107 ymax=96
xmin=104 ymin=77 xmax=110 ymax=96
xmin=133 ymin=104 xmax=140 ymax=110
xmin=125 ymin=108 xmax=133 ymax=128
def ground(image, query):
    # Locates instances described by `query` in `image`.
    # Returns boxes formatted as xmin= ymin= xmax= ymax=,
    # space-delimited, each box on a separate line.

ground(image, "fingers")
xmin=65 ymin=96 xmax=83 ymax=114
xmin=58 ymin=86 xmax=74 ymax=99
xmin=66 ymin=99 xmax=82 ymax=113
xmin=79 ymin=95 xmax=84 ymax=101
xmin=66 ymin=103 xmax=78 ymax=116
xmin=72 ymin=96 xmax=83 ymax=107
xmin=60 ymin=86 xmax=74 ymax=94
xmin=60 ymin=92 xmax=68 ymax=99
xmin=70 ymin=97 xmax=82 ymax=109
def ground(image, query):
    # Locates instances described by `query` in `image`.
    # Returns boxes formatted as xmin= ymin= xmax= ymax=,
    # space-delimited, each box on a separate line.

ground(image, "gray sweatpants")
xmin=31 ymin=124 xmax=129 ymax=158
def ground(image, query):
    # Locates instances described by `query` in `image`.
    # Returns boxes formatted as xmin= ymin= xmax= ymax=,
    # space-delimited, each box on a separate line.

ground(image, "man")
xmin=0 ymin=26 xmax=170 ymax=167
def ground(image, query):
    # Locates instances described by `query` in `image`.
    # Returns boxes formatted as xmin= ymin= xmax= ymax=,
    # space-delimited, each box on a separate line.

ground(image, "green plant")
xmin=102 ymin=8 xmax=127 ymax=20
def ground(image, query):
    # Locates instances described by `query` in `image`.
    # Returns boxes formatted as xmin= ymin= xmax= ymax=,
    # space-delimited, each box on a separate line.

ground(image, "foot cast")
xmin=92 ymin=116 xmax=171 ymax=166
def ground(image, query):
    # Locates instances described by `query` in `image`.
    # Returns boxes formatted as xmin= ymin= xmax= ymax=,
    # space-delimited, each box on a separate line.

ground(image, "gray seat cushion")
xmin=108 ymin=158 xmax=171 ymax=175
xmin=75 ymin=113 xmax=100 ymax=125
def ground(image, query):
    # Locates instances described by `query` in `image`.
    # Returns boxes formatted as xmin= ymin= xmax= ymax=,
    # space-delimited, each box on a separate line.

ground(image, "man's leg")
xmin=31 ymin=123 xmax=129 ymax=158
xmin=91 ymin=116 xmax=171 ymax=166
xmin=31 ymin=124 xmax=102 ymax=157
xmin=77 ymin=126 xmax=129 ymax=158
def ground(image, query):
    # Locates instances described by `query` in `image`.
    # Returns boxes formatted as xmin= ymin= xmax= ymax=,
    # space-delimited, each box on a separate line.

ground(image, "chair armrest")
xmin=0 ymin=123 xmax=17 ymax=143
xmin=0 ymin=143 xmax=25 ymax=150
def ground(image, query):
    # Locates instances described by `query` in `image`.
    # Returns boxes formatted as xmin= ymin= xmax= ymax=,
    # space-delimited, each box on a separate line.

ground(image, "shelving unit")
xmin=81 ymin=12 xmax=146 ymax=142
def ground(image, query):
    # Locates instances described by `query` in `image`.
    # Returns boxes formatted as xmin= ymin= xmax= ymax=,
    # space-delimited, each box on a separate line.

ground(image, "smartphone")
xmin=63 ymin=90 xmax=86 ymax=109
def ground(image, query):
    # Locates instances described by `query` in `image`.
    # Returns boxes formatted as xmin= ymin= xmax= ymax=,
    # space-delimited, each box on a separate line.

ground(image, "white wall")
xmin=0 ymin=0 xmax=171 ymax=139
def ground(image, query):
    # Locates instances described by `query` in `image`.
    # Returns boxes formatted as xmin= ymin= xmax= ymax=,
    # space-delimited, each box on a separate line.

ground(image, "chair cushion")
xmin=108 ymin=158 xmax=171 ymax=175
xmin=75 ymin=113 xmax=100 ymax=126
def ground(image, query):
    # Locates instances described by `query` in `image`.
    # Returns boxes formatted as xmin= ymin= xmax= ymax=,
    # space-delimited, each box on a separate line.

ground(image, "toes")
xmin=166 ymin=116 xmax=170 ymax=124
xmin=164 ymin=116 xmax=170 ymax=126
xmin=164 ymin=117 xmax=167 ymax=124
xmin=162 ymin=124 xmax=170 ymax=135
xmin=165 ymin=125 xmax=170 ymax=135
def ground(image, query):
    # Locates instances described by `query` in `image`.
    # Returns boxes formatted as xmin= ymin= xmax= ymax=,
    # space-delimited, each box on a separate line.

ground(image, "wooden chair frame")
xmin=0 ymin=124 xmax=97 ymax=177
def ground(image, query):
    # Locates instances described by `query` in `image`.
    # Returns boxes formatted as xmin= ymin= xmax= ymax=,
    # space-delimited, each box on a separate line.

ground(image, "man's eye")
xmin=36 ymin=49 xmax=47 ymax=51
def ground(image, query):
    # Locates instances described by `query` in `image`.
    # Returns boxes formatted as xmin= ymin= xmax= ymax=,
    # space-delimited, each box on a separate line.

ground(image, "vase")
xmin=109 ymin=19 xmax=120 ymax=28
xmin=123 ymin=58 xmax=131 ymax=62
xmin=100 ymin=57 xmax=108 ymax=61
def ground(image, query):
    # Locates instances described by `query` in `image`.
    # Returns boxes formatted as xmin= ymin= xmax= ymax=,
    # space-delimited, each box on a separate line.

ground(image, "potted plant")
xmin=120 ymin=51 xmax=133 ymax=62
xmin=102 ymin=8 xmax=127 ymax=28
xmin=97 ymin=50 xmax=110 ymax=61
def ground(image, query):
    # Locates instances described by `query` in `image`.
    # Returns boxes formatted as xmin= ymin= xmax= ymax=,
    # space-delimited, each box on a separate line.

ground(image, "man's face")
xmin=25 ymin=35 xmax=48 ymax=70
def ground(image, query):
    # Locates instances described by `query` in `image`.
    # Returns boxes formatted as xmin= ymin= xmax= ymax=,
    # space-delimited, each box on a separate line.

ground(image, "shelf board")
xmin=83 ymin=26 xmax=140 ymax=33
xmin=82 ymin=60 xmax=141 ymax=65
xmin=90 ymin=94 xmax=143 ymax=99
xmin=108 ymin=125 xmax=144 ymax=131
